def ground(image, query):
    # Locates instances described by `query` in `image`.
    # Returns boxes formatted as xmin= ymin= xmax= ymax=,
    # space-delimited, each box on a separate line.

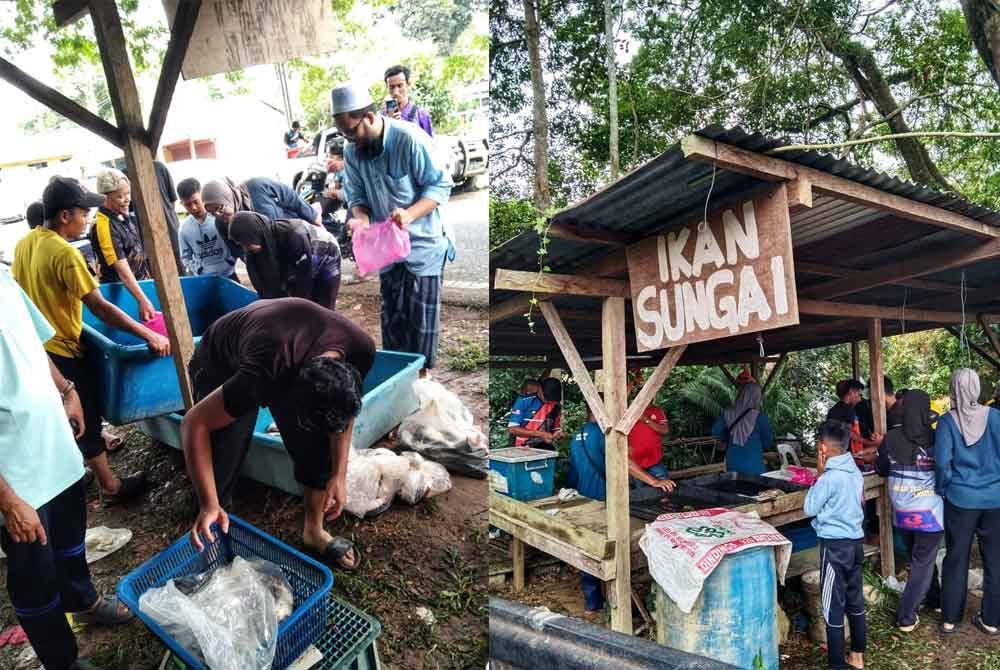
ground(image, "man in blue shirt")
xmin=0 ymin=265 xmax=133 ymax=670
xmin=508 ymin=378 xmax=563 ymax=448
xmin=331 ymin=82 xmax=453 ymax=375
xmin=568 ymin=404 xmax=606 ymax=614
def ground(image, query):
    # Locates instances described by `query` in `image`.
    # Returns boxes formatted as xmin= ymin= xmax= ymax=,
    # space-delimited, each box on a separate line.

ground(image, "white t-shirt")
xmin=0 ymin=264 xmax=85 ymax=510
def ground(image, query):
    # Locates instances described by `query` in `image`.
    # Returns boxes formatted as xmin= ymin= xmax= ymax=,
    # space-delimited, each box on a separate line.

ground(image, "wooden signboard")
xmin=626 ymin=183 xmax=798 ymax=352
xmin=163 ymin=0 xmax=341 ymax=80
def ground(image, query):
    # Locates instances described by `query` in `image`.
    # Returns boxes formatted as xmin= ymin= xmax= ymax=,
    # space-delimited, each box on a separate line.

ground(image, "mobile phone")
xmin=386 ymin=99 xmax=399 ymax=112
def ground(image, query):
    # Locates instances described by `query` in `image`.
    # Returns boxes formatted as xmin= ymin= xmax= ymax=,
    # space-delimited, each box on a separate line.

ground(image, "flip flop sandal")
xmin=974 ymin=613 xmax=1000 ymax=636
xmin=102 ymin=428 xmax=124 ymax=453
xmin=101 ymin=473 xmax=147 ymax=506
xmin=72 ymin=595 xmax=134 ymax=626
xmin=940 ymin=622 xmax=959 ymax=635
xmin=310 ymin=536 xmax=361 ymax=571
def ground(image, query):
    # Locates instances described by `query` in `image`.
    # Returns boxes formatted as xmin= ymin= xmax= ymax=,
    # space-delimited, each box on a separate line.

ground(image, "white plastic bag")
xmin=398 ymin=454 xmax=453 ymax=504
xmin=138 ymin=557 xmax=291 ymax=670
xmin=398 ymin=380 xmax=488 ymax=478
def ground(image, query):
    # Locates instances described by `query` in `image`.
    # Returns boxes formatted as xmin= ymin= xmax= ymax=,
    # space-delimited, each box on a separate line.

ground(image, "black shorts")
xmin=48 ymin=353 xmax=104 ymax=459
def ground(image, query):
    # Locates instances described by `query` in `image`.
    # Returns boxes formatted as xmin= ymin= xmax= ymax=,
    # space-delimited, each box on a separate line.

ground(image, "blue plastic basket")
xmin=117 ymin=514 xmax=333 ymax=669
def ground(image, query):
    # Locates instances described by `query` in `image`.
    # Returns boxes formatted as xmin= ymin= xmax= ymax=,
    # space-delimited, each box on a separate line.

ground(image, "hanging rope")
xmin=700 ymin=148 xmax=718 ymax=233
xmin=900 ymin=287 xmax=908 ymax=335
xmin=960 ymin=270 xmax=971 ymax=367
xmin=757 ymin=333 xmax=766 ymax=359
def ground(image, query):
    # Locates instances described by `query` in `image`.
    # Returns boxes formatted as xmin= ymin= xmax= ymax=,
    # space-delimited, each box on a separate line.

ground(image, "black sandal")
xmin=974 ymin=613 xmax=1000 ymax=636
xmin=310 ymin=536 xmax=361 ymax=571
xmin=940 ymin=621 xmax=959 ymax=635
xmin=102 ymin=473 xmax=147 ymax=505
xmin=72 ymin=595 xmax=134 ymax=626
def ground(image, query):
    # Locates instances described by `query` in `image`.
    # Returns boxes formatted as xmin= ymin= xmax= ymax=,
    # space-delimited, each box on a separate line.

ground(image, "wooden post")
xmin=90 ymin=0 xmax=194 ymax=408
xmin=602 ymin=297 xmax=632 ymax=634
xmin=867 ymin=319 xmax=895 ymax=578
xmin=511 ymin=538 xmax=525 ymax=592
xmin=718 ymin=365 xmax=737 ymax=387
xmin=851 ymin=341 xmax=860 ymax=380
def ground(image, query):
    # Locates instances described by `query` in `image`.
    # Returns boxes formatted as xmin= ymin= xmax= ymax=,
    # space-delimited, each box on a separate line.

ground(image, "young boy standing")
xmin=804 ymin=420 xmax=867 ymax=670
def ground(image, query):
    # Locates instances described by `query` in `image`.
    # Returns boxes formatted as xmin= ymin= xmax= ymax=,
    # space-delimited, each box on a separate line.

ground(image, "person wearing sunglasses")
xmin=331 ymin=82 xmax=454 ymax=377
xmin=180 ymin=297 xmax=373 ymax=572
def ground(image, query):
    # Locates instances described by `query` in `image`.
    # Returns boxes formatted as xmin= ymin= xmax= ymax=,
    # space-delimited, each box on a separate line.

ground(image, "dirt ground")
xmin=490 ymin=553 xmax=1000 ymax=669
xmin=0 ymin=294 xmax=488 ymax=670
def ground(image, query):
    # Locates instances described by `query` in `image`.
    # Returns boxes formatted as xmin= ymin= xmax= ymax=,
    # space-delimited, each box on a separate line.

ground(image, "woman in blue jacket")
xmin=712 ymin=381 xmax=774 ymax=475
xmin=201 ymin=177 xmax=320 ymax=234
xmin=935 ymin=368 xmax=1000 ymax=636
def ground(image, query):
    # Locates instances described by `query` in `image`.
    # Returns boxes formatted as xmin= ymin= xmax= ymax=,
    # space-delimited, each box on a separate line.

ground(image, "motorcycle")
xmin=296 ymin=160 xmax=353 ymax=261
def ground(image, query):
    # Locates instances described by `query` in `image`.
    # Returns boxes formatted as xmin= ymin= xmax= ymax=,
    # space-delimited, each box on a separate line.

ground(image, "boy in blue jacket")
xmin=804 ymin=421 xmax=867 ymax=670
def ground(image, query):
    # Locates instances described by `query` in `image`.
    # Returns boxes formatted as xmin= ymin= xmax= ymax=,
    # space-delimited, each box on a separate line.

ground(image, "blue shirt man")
xmin=567 ymin=407 xmax=607 ymax=613
xmin=332 ymin=82 xmax=452 ymax=372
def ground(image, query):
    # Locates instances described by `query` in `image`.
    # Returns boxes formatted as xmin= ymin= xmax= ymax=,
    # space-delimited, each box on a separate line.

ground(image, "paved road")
xmin=341 ymin=187 xmax=488 ymax=306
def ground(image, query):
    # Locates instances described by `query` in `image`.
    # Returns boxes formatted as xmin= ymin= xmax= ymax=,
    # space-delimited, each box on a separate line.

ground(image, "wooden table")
xmin=490 ymin=472 xmax=892 ymax=591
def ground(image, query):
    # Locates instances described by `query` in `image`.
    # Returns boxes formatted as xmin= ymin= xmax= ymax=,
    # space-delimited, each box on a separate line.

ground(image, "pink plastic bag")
xmin=144 ymin=311 xmax=168 ymax=337
xmin=788 ymin=465 xmax=818 ymax=486
xmin=351 ymin=219 xmax=411 ymax=276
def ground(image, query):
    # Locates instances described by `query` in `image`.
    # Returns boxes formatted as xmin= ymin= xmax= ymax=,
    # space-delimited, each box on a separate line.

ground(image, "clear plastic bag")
xmin=350 ymin=219 xmax=411 ymax=276
xmin=138 ymin=557 xmax=292 ymax=670
xmin=398 ymin=380 xmax=489 ymax=479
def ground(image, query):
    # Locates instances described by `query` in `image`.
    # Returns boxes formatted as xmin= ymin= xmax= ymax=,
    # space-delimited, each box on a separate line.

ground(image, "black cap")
xmin=26 ymin=201 xmax=45 ymax=229
xmin=43 ymin=177 xmax=105 ymax=221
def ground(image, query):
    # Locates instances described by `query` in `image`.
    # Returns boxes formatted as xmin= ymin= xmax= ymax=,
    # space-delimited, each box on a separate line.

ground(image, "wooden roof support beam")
xmin=945 ymin=326 xmax=1000 ymax=370
xmin=799 ymin=298 xmax=965 ymax=323
xmin=615 ymin=344 xmax=687 ymax=435
xmin=490 ymin=294 xmax=533 ymax=324
xmin=762 ymin=352 xmax=788 ymax=394
xmin=91 ymin=0 xmax=195 ymax=408
xmin=0 ymin=57 xmax=123 ymax=148
xmin=148 ymin=0 xmax=202 ymax=151
xmin=797 ymin=261 xmax=957 ymax=293
xmin=867 ymin=318 xmax=895 ymax=579
xmin=787 ymin=177 xmax=813 ymax=210
xmin=547 ymin=222 xmax=628 ymax=246
xmin=681 ymin=135 xmax=1000 ymax=239
xmin=718 ymin=364 xmax=738 ymax=386
xmin=801 ymin=238 xmax=1000 ymax=301
xmin=978 ymin=314 xmax=1000 ymax=360
xmin=538 ymin=302 xmax=613 ymax=432
xmin=494 ymin=269 xmax=630 ymax=298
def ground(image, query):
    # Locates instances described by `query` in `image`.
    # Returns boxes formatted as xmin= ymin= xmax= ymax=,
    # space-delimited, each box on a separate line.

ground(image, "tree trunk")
xmin=818 ymin=33 xmax=954 ymax=191
xmin=605 ymin=0 xmax=619 ymax=178
xmin=523 ymin=0 xmax=551 ymax=209
xmin=960 ymin=0 xmax=1000 ymax=90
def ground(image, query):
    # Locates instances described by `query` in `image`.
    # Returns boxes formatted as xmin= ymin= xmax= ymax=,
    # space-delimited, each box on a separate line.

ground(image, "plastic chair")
xmin=777 ymin=443 xmax=801 ymax=468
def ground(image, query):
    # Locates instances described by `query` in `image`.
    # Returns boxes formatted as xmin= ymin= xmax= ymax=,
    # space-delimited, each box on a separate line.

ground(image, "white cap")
xmin=331 ymin=83 xmax=374 ymax=116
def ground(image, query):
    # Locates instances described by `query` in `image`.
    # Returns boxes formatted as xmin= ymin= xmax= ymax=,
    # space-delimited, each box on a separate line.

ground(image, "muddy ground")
xmin=0 ymin=294 xmax=488 ymax=670
xmin=490 ymin=552 xmax=1000 ymax=669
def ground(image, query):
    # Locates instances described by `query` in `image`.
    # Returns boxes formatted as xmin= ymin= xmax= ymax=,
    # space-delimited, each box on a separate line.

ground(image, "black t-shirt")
xmin=826 ymin=401 xmax=856 ymax=427
xmin=192 ymin=298 xmax=375 ymax=418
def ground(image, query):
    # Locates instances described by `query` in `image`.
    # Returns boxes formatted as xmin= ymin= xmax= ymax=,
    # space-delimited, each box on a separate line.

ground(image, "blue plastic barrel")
xmin=655 ymin=545 xmax=779 ymax=670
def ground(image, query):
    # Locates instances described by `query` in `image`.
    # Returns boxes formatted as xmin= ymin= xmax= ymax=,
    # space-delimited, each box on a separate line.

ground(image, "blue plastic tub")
xmin=117 ymin=514 xmax=333 ymax=670
xmin=80 ymin=276 xmax=257 ymax=424
xmin=138 ymin=350 xmax=425 ymax=495
xmin=780 ymin=520 xmax=819 ymax=553
xmin=489 ymin=447 xmax=559 ymax=501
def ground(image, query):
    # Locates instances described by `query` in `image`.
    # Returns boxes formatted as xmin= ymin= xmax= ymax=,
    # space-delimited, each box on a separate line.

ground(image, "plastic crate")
xmin=117 ymin=514 xmax=333 ymax=670
xmin=138 ymin=350 xmax=424 ymax=496
xmin=81 ymin=275 xmax=257 ymax=424
xmin=780 ymin=520 xmax=819 ymax=553
xmin=162 ymin=597 xmax=382 ymax=670
xmin=489 ymin=447 xmax=558 ymax=501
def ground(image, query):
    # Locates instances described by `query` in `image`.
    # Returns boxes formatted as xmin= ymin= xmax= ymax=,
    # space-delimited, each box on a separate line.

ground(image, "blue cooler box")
xmin=489 ymin=447 xmax=558 ymax=501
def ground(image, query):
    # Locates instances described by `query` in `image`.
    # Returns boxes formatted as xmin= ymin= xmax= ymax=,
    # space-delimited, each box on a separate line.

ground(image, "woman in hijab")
xmin=711 ymin=381 xmax=774 ymax=475
xmin=202 ymin=176 xmax=319 ymax=232
xmin=935 ymin=368 xmax=1000 ymax=636
xmin=875 ymin=389 xmax=942 ymax=632
xmin=228 ymin=212 xmax=342 ymax=310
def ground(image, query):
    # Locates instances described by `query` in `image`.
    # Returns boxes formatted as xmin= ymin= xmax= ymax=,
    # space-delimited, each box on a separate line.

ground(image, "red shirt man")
xmin=629 ymin=406 xmax=668 ymax=469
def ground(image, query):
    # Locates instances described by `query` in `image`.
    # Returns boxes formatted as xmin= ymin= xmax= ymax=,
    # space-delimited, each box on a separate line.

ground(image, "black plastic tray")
xmin=685 ymin=471 xmax=808 ymax=497
xmin=628 ymin=483 xmax=747 ymax=521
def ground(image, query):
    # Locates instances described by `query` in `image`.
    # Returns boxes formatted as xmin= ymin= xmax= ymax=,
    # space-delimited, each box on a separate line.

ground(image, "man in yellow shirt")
xmin=13 ymin=177 xmax=169 ymax=504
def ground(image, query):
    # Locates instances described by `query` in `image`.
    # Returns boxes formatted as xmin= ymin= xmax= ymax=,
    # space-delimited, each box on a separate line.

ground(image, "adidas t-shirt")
xmin=179 ymin=213 xmax=238 ymax=277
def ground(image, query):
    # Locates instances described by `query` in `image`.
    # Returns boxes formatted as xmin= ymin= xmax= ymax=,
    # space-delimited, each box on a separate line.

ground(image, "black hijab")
xmin=229 ymin=211 xmax=303 ymax=298
xmin=882 ymin=389 xmax=933 ymax=465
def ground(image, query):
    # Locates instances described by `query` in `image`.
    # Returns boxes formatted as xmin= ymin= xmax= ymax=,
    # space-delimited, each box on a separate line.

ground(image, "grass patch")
xmin=953 ymin=649 xmax=1000 ymax=670
xmin=444 ymin=336 xmax=488 ymax=371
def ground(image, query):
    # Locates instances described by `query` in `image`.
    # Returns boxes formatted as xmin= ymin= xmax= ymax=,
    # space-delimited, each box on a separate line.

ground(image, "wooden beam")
xmin=547 ymin=222 xmax=628 ymax=246
xmin=945 ymin=326 xmax=1000 ymax=370
xmin=851 ymin=341 xmax=860 ymax=380
xmin=90 ymin=0 xmax=194 ymax=408
xmin=538 ymin=303 xmax=613 ymax=432
xmin=490 ymin=294 xmax=534 ymax=323
xmin=602 ymin=297 xmax=632 ymax=635
xmin=148 ymin=0 xmax=202 ymax=151
xmin=53 ymin=0 xmax=89 ymax=26
xmin=718 ymin=364 xmax=737 ymax=386
xmin=799 ymin=299 xmax=965 ymax=323
xmin=762 ymin=352 xmax=787 ymax=394
xmin=802 ymin=239 xmax=1000 ymax=300
xmin=796 ymin=261 xmax=957 ymax=293
xmin=979 ymin=314 xmax=1000 ymax=360
xmin=681 ymin=135 xmax=1000 ymax=239
xmin=591 ymin=249 xmax=629 ymax=277
xmin=494 ymin=269 xmax=630 ymax=298
xmin=867 ymin=319 xmax=896 ymax=579
xmin=615 ymin=345 xmax=687 ymax=435
xmin=489 ymin=493 xmax=613 ymax=559
xmin=0 ymin=57 xmax=122 ymax=148
xmin=787 ymin=177 xmax=813 ymax=210
xmin=511 ymin=538 xmax=525 ymax=592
